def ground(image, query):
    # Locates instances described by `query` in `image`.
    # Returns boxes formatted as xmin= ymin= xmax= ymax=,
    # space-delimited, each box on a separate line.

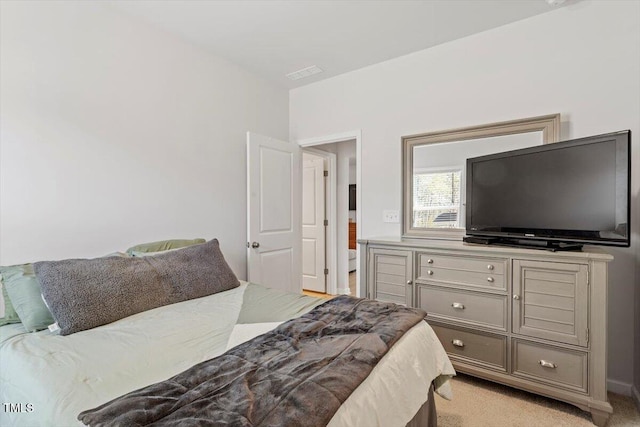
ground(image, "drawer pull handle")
xmin=487 ymin=277 xmax=495 ymax=283
xmin=427 ymin=270 xmax=434 ymax=276
xmin=427 ymin=259 xmax=434 ymax=264
xmin=487 ymin=264 xmax=494 ymax=270
xmin=451 ymin=302 xmax=465 ymax=310
xmin=513 ymin=294 xmax=521 ymax=300
xmin=452 ymin=339 xmax=465 ymax=348
xmin=539 ymin=360 xmax=557 ymax=369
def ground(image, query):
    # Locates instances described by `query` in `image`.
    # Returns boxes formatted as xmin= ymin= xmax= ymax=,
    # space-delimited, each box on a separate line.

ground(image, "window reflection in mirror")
xmin=413 ymin=169 xmax=461 ymax=229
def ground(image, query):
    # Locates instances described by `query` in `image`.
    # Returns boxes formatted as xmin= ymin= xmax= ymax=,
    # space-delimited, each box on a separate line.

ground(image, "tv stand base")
xmin=463 ymin=236 xmax=583 ymax=252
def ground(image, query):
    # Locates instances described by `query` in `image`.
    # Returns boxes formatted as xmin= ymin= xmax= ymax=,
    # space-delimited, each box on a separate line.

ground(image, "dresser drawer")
xmin=431 ymin=324 xmax=507 ymax=372
xmin=417 ymin=253 xmax=506 ymax=292
xmin=417 ymin=285 xmax=507 ymax=331
xmin=416 ymin=266 xmax=506 ymax=292
xmin=418 ymin=253 xmax=506 ymax=275
xmin=512 ymin=339 xmax=588 ymax=393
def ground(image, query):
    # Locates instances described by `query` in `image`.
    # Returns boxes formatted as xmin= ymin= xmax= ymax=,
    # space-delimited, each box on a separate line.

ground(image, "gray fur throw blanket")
xmin=78 ymin=296 xmax=427 ymax=427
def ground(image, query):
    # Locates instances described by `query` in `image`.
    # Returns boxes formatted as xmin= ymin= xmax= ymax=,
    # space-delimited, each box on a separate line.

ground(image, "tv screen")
xmin=349 ymin=185 xmax=356 ymax=211
xmin=466 ymin=130 xmax=630 ymax=248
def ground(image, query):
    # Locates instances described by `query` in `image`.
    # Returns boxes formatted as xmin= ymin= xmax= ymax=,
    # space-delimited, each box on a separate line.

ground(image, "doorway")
xmin=298 ymin=130 xmax=362 ymax=297
xmin=301 ymin=152 xmax=327 ymax=293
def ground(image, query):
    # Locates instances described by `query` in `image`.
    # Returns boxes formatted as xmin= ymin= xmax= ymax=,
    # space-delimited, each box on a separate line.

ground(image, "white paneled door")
xmin=302 ymin=154 xmax=326 ymax=292
xmin=247 ymin=132 xmax=301 ymax=293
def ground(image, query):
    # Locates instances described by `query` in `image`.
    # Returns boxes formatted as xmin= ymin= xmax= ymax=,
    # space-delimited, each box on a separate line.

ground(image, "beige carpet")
xmin=435 ymin=374 xmax=640 ymax=427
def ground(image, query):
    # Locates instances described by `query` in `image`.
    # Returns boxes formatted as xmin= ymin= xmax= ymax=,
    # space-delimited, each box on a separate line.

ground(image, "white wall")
xmin=291 ymin=1 xmax=640 ymax=392
xmin=349 ymin=161 xmax=356 ymax=185
xmin=0 ymin=1 xmax=289 ymax=278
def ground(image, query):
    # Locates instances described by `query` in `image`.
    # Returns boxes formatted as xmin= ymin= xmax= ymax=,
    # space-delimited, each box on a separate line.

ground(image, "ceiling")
xmin=107 ymin=1 xmax=570 ymax=89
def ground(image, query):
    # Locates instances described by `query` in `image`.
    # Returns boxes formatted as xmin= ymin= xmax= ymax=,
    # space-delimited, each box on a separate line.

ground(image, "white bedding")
xmin=0 ymin=282 xmax=454 ymax=426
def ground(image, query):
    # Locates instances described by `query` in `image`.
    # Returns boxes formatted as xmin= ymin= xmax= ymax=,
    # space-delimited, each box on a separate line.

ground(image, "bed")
xmin=0 ymin=240 xmax=454 ymax=427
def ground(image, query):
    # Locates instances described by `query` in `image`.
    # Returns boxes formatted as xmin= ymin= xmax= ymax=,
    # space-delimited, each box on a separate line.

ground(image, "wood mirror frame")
xmin=402 ymin=114 xmax=561 ymax=239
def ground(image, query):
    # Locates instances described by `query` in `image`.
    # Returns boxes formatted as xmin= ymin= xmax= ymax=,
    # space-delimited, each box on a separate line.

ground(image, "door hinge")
xmin=324 ymin=170 xmax=328 ymax=177
xmin=324 ymin=268 xmax=329 ymax=275
xmin=586 ymin=328 xmax=589 ymax=344
xmin=324 ymin=219 xmax=328 ymax=226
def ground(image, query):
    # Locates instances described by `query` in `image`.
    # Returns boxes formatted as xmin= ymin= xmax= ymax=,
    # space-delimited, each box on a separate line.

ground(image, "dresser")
xmin=358 ymin=237 xmax=613 ymax=426
xmin=349 ymin=222 xmax=357 ymax=250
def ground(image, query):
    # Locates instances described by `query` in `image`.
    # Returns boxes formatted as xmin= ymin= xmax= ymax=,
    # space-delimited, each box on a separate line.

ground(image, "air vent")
xmin=286 ymin=65 xmax=323 ymax=81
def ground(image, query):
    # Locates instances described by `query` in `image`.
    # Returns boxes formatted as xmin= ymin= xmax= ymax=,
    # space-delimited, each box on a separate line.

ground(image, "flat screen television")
xmin=465 ymin=130 xmax=630 ymax=250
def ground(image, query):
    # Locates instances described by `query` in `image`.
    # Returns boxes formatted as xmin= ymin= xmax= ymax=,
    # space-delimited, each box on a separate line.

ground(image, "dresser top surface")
xmin=358 ymin=236 xmax=613 ymax=262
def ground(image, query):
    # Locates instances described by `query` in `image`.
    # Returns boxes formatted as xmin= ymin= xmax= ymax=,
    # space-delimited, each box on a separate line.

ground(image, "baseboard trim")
xmin=607 ymin=379 xmax=632 ymax=396
xmin=632 ymin=385 xmax=640 ymax=413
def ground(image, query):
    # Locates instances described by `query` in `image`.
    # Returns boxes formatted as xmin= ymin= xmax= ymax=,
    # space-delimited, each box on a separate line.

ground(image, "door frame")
xmin=302 ymin=147 xmax=337 ymax=294
xmin=297 ymin=130 xmax=362 ymax=296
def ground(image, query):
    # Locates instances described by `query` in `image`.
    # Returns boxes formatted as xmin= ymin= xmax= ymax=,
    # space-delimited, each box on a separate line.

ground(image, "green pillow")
xmin=125 ymin=238 xmax=206 ymax=255
xmin=0 ymin=278 xmax=20 ymax=327
xmin=130 ymin=247 xmax=185 ymax=257
xmin=103 ymin=252 xmax=131 ymax=258
xmin=1 ymin=264 xmax=55 ymax=332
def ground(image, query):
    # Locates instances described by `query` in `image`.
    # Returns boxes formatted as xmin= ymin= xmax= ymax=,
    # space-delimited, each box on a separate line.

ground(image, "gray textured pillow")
xmin=35 ymin=239 xmax=239 ymax=335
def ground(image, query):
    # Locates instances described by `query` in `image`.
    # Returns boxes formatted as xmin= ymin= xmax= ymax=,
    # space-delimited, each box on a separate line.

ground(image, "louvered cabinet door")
xmin=512 ymin=260 xmax=589 ymax=347
xmin=368 ymin=248 xmax=413 ymax=306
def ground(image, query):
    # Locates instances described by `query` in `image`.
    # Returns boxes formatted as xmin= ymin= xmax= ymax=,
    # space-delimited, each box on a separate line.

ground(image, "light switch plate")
xmin=383 ymin=210 xmax=400 ymax=223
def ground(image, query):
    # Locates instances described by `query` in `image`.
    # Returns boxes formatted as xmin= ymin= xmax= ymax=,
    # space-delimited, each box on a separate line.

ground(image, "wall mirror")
xmin=402 ymin=114 xmax=561 ymax=239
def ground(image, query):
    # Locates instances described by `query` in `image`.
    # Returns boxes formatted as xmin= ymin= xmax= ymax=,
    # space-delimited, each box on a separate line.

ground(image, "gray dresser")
xmin=359 ymin=237 xmax=613 ymax=426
